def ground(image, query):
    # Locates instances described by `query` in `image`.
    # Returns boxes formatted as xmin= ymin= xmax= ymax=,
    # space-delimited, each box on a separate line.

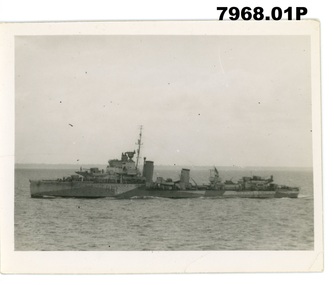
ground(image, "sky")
xmin=15 ymin=35 xmax=312 ymax=167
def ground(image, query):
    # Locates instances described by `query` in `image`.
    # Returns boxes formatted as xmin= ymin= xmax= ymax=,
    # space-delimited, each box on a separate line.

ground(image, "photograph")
xmin=1 ymin=20 xmax=322 ymax=273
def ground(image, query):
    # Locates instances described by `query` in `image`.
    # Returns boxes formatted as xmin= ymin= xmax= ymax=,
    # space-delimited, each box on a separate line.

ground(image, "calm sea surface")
xmin=15 ymin=168 xmax=314 ymax=251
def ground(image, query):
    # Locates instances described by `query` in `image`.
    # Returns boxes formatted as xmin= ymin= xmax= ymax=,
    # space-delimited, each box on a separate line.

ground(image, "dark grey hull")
xmin=30 ymin=180 xmax=298 ymax=199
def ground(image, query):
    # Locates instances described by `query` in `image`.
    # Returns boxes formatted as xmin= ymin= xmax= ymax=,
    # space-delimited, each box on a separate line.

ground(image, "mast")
xmin=135 ymin=125 xmax=143 ymax=170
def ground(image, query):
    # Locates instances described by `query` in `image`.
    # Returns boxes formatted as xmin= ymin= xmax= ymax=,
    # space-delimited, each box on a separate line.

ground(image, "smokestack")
xmin=143 ymin=160 xmax=154 ymax=184
xmin=180 ymin=168 xmax=190 ymax=190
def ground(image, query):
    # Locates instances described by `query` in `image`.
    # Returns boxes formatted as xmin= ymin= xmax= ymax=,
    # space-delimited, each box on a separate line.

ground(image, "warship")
xmin=30 ymin=128 xmax=299 ymax=199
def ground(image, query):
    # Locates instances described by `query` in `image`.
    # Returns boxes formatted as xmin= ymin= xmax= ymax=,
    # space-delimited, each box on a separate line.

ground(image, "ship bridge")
xmin=107 ymin=151 xmax=138 ymax=176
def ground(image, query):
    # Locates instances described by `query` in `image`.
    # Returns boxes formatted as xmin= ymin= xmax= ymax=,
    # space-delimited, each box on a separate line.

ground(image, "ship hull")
xmin=30 ymin=180 xmax=226 ymax=199
xmin=223 ymin=190 xmax=276 ymax=199
xmin=222 ymin=189 xmax=299 ymax=199
xmin=275 ymin=188 xmax=299 ymax=198
xmin=30 ymin=180 xmax=144 ymax=198
xmin=30 ymin=180 xmax=298 ymax=199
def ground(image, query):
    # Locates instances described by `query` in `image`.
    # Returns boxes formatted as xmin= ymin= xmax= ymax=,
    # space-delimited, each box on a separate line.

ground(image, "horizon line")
xmin=15 ymin=162 xmax=313 ymax=169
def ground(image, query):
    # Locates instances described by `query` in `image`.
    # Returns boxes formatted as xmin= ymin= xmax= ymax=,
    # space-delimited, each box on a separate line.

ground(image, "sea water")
xmin=14 ymin=168 xmax=314 ymax=251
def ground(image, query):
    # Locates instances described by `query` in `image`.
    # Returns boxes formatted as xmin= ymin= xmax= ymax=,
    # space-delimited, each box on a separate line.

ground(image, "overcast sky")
xmin=15 ymin=35 xmax=312 ymax=167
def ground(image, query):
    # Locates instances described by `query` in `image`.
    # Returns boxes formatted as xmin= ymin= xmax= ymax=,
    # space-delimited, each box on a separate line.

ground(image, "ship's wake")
xmin=130 ymin=196 xmax=169 ymax=200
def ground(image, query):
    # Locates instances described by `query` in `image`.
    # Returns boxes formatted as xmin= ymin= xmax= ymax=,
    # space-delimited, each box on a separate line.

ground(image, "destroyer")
xmin=30 ymin=128 xmax=299 ymax=199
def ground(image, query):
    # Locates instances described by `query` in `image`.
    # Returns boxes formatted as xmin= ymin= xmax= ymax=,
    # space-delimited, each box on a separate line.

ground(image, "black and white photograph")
xmin=1 ymin=20 xmax=322 ymax=273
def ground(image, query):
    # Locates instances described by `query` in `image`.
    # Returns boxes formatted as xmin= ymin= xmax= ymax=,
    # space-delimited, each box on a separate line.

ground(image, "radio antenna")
xmin=135 ymin=125 xmax=143 ymax=170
